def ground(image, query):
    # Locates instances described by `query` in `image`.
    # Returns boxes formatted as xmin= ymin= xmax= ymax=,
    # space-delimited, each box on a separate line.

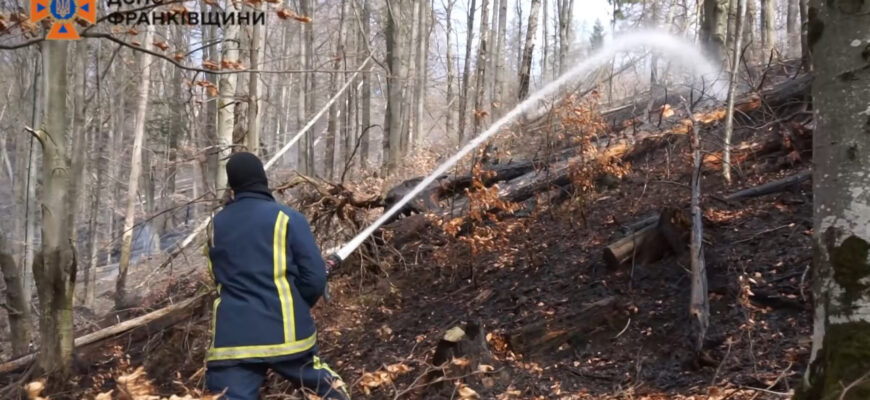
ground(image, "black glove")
xmin=325 ymin=253 xmax=342 ymax=276
xmin=322 ymin=253 xmax=342 ymax=303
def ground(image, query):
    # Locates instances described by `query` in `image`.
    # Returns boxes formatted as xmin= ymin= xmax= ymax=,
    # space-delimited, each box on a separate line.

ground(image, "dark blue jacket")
xmin=205 ymin=192 xmax=326 ymax=365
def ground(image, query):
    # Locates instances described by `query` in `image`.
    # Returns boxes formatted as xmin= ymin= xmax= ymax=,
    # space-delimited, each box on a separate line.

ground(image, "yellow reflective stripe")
xmin=274 ymin=212 xmax=296 ymax=342
xmin=210 ymin=297 xmax=221 ymax=347
xmin=206 ymin=333 xmax=317 ymax=361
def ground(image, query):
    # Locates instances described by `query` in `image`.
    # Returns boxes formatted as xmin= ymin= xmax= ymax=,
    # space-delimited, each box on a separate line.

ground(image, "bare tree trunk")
xmin=799 ymin=0 xmax=808 ymax=69
xmin=203 ymin=1 xmax=219 ymax=192
xmin=83 ymin=42 xmax=106 ymax=307
xmin=688 ymin=107 xmax=709 ymax=354
xmin=799 ymin=2 xmax=870 ymax=399
xmin=492 ymin=0 xmax=508 ymax=118
xmin=297 ymin=21 xmax=307 ymax=171
xmin=412 ymin=0 xmax=428 ymax=148
xmin=556 ymin=0 xmax=574 ymax=75
xmin=217 ymin=2 xmax=240 ymax=191
xmin=359 ymin=0 xmax=371 ymax=167
xmin=518 ymin=0 xmax=542 ymax=100
xmin=117 ymin=25 xmax=154 ymax=310
xmin=0 ymin=235 xmax=31 ymax=357
xmin=33 ymin=40 xmax=76 ymax=376
xmin=744 ymin=0 xmax=759 ymax=66
xmin=541 ymin=0 xmax=549 ymax=82
xmin=445 ymin=0 xmax=457 ymax=143
xmin=722 ymin=0 xmax=746 ymax=184
xmin=472 ymin=0 xmax=491 ymax=136
xmin=326 ymin=0 xmax=346 ymax=179
xmin=301 ymin=0 xmax=315 ymax=175
xmin=457 ymin=0 xmax=477 ymax=144
xmin=247 ymin=3 xmax=264 ymax=156
xmin=383 ymin=0 xmax=410 ymax=172
xmin=760 ymin=0 xmax=775 ymax=63
xmin=702 ymin=0 xmax=730 ymax=65
xmin=23 ymin=50 xmax=42 ymax=308
xmin=786 ymin=0 xmax=799 ymax=58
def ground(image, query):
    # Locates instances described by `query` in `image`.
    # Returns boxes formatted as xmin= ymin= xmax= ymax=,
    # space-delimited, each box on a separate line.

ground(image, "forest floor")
xmin=3 ymin=75 xmax=814 ymax=400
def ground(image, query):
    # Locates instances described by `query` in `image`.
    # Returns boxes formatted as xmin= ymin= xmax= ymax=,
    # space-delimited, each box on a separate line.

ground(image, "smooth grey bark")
xmin=0 ymin=235 xmax=31 ymax=357
xmin=492 ymin=0 xmax=507 ymax=118
xmin=33 ymin=40 xmax=76 ymax=376
xmin=787 ymin=0 xmax=799 ymax=57
xmin=456 ymin=0 xmax=477 ymax=143
xmin=744 ymin=0 xmax=760 ymax=65
xmin=703 ymin=0 xmax=730 ymax=66
xmin=247 ymin=2 xmax=264 ymax=156
xmin=798 ymin=2 xmax=870 ymax=399
xmin=445 ymin=0 xmax=457 ymax=143
xmin=722 ymin=0 xmax=746 ymax=184
xmin=556 ymin=0 xmax=574 ymax=75
xmin=358 ymin=0 xmax=371 ymax=167
xmin=383 ymin=0 xmax=411 ymax=172
xmin=518 ymin=0 xmax=542 ymax=100
xmin=472 ymin=0 xmax=491 ymax=136
xmin=760 ymin=0 xmax=775 ymax=62
xmin=117 ymin=25 xmax=154 ymax=310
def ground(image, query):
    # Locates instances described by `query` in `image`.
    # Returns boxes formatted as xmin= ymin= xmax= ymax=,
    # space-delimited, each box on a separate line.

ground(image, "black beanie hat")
xmin=226 ymin=152 xmax=271 ymax=196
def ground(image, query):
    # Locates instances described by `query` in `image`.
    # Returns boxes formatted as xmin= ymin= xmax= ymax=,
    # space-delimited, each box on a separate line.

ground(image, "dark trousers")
xmin=206 ymin=356 xmax=350 ymax=400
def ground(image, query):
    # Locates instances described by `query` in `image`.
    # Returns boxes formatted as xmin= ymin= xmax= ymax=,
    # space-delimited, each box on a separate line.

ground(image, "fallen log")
xmin=508 ymin=296 xmax=623 ymax=355
xmin=608 ymin=170 xmax=811 ymax=267
xmin=604 ymin=207 xmax=690 ymax=269
xmin=724 ymin=170 xmax=811 ymax=201
xmin=0 ymin=294 xmax=206 ymax=375
xmin=383 ymin=160 xmax=537 ymax=218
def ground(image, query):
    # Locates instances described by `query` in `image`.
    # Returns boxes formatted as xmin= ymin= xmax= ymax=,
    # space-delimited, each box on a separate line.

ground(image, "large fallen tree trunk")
xmin=0 ymin=294 xmax=207 ymax=375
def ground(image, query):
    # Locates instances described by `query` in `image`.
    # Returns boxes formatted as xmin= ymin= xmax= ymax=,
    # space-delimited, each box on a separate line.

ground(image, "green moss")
xmin=798 ymin=322 xmax=870 ymax=400
xmin=830 ymin=235 xmax=870 ymax=304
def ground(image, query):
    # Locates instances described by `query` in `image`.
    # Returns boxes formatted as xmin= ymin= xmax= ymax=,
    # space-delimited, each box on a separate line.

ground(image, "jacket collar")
xmin=232 ymin=191 xmax=275 ymax=202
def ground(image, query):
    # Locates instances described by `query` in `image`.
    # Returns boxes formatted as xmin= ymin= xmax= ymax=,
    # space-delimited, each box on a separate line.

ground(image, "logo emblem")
xmin=31 ymin=0 xmax=96 ymax=40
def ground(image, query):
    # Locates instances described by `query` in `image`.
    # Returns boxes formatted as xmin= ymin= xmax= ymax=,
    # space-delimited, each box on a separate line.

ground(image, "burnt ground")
xmin=1 ymin=90 xmax=814 ymax=400
xmin=312 ymin=126 xmax=813 ymax=399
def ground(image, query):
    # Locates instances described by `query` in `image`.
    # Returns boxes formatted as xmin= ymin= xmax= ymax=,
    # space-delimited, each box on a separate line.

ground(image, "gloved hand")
xmin=322 ymin=253 xmax=342 ymax=303
xmin=325 ymin=253 xmax=342 ymax=276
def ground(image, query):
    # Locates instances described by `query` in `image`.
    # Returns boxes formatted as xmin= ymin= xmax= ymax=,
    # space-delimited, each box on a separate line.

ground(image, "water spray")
xmin=325 ymin=31 xmax=727 ymax=274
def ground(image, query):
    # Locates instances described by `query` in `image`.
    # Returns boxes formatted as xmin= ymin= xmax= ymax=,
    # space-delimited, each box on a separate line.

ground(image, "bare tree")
xmin=744 ymin=0 xmax=760 ymax=66
xmin=702 ymin=0 xmax=730 ymax=65
xmin=472 ymin=0 xmax=491 ymax=135
xmin=786 ymin=0 xmax=799 ymax=57
xmin=518 ymin=0 xmax=542 ymax=100
xmin=799 ymin=2 xmax=870 ymax=398
xmin=217 ymin=1 xmax=241 ymax=192
xmin=358 ymin=0 xmax=372 ymax=166
xmin=117 ymin=26 xmax=154 ymax=310
xmin=383 ymin=0 xmax=411 ymax=171
xmin=0 ymin=235 xmax=31 ymax=356
xmin=492 ymin=0 xmax=508 ymax=117
xmin=722 ymin=0 xmax=746 ymax=184
xmin=444 ymin=0 xmax=457 ymax=142
xmin=247 ymin=2 xmax=264 ymax=155
xmin=31 ymin=40 xmax=77 ymax=376
xmin=556 ymin=0 xmax=574 ymax=75
xmin=457 ymin=0 xmax=477 ymax=143
xmin=760 ymin=0 xmax=775 ymax=62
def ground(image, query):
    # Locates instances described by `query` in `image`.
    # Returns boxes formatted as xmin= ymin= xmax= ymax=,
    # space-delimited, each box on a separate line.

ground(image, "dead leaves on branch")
xmin=275 ymin=7 xmax=312 ymax=22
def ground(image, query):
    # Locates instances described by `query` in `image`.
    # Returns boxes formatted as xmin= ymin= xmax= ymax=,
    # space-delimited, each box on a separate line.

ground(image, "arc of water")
xmin=336 ymin=30 xmax=726 ymax=261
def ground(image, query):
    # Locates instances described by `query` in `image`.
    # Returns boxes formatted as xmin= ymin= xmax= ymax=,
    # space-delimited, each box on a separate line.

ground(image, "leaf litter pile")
xmin=8 ymin=71 xmax=814 ymax=400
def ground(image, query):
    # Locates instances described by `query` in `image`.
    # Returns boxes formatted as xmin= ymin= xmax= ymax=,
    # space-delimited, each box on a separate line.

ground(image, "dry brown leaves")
xmin=357 ymin=362 xmax=413 ymax=395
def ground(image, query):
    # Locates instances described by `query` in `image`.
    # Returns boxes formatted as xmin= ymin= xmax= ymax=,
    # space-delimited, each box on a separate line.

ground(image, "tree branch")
xmin=23 ymin=126 xmax=44 ymax=146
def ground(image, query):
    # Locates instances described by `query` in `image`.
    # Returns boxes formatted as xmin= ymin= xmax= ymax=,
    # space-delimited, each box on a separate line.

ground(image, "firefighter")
xmin=205 ymin=152 xmax=349 ymax=400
